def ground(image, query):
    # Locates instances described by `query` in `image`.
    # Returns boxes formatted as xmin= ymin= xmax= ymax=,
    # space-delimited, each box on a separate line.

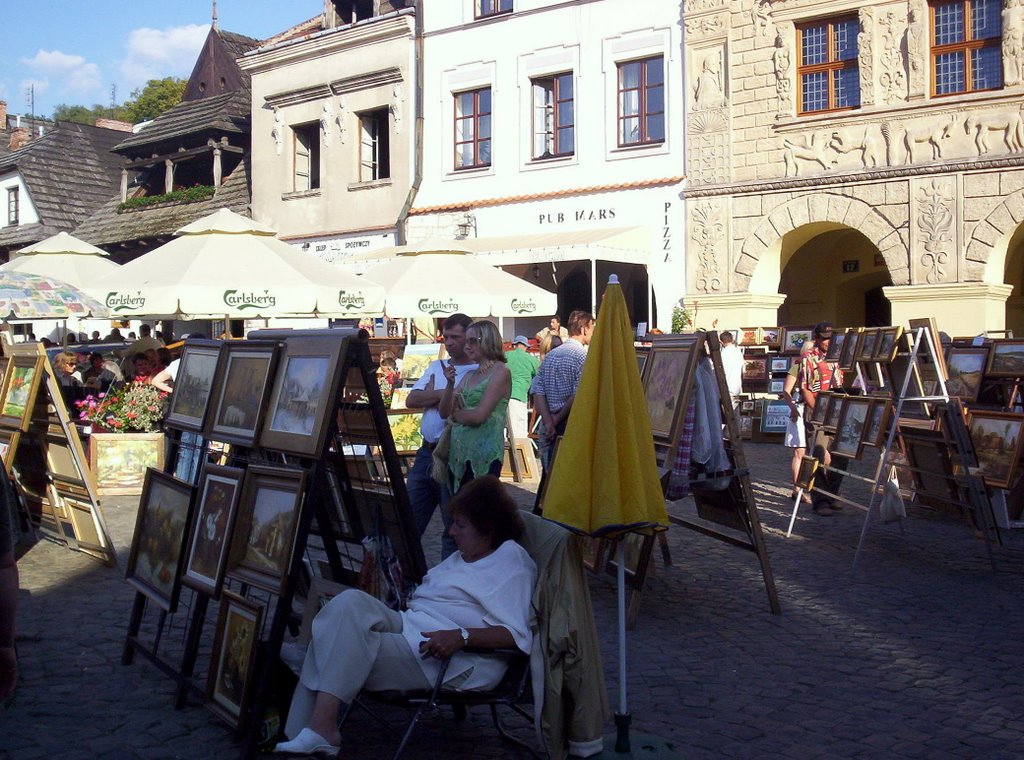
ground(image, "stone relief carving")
xmin=773 ymin=27 xmax=792 ymax=117
xmin=689 ymin=111 xmax=730 ymax=185
xmin=878 ymin=11 xmax=907 ymax=104
xmin=691 ymin=202 xmax=726 ymax=293
xmin=320 ymin=101 xmax=333 ymax=146
xmin=336 ymin=95 xmax=348 ymax=145
xmin=964 ymin=110 xmax=1024 ymax=154
xmin=898 ymin=114 xmax=958 ymax=164
xmin=1003 ymin=0 xmax=1024 ymax=86
xmin=914 ymin=179 xmax=955 ymax=284
xmin=782 ymin=132 xmax=840 ymax=176
xmin=391 ymin=84 xmax=403 ymax=134
xmin=685 ymin=13 xmax=727 ymax=37
xmin=685 ymin=0 xmax=727 ymax=12
xmin=906 ymin=7 xmax=925 ymax=97
xmin=271 ymin=108 xmax=283 ymax=156
xmin=693 ymin=50 xmax=727 ymax=110
xmin=858 ymin=9 xmax=875 ymax=108
xmin=751 ymin=0 xmax=773 ymax=37
xmin=831 ymin=124 xmax=888 ymax=169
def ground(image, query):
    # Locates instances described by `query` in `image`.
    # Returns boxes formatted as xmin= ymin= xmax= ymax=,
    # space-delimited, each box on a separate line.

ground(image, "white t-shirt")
xmin=401 ymin=540 xmax=536 ymax=690
xmin=411 ymin=359 xmax=478 ymax=443
xmin=720 ymin=343 xmax=744 ymax=397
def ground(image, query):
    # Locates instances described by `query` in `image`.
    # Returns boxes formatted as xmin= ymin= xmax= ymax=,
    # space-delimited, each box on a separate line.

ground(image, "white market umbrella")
xmin=89 ymin=208 xmax=385 ymax=318
xmin=359 ymin=243 xmax=557 ymax=318
xmin=5 ymin=232 xmax=120 ymax=287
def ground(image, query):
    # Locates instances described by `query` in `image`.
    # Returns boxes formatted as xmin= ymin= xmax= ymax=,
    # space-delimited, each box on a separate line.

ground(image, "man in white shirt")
xmin=719 ymin=331 xmax=744 ymax=410
xmin=406 ymin=314 xmax=477 ymax=557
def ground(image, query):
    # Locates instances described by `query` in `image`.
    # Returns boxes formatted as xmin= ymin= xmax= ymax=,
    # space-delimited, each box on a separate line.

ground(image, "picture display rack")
xmin=654 ymin=331 xmax=780 ymax=615
xmin=5 ymin=343 xmax=115 ymax=565
xmin=117 ymin=331 xmax=426 ymax=757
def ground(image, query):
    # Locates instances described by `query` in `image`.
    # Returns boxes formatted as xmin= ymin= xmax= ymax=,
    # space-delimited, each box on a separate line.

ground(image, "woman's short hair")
xmin=447 ymin=475 xmax=523 ymax=548
xmin=55 ymin=351 xmax=77 ymax=368
xmin=468 ymin=321 xmax=507 ymax=363
xmin=540 ymin=334 xmax=562 ymax=356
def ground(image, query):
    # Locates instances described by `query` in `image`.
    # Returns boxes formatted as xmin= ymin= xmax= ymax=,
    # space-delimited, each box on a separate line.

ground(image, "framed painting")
xmin=900 ymin=427 xmax=959 ymax=511
xmin=400 ymin=343 xmax=444 ymax=383
xmin=862 ymin=398 xmax=893 ymax=449
xmin=388 ymin=411 xmax=425 ymax=454
xmin=740 ymin=399 xmax=755 ymax=413
xmin=260 ymin=335 xmax=348 ymax=457
xmin=830 ymin=396 xmax=871 ymax=459
xmin=738 ymin=415 xmax=752 ymax=438
xmin=742 ymin=355 xmax=769 ymax=382
xmin=908 ymin=317 xmax=948 ymax=379
xmin=825 ymin=392 xmax=844 ymax=432
xmin=985 ymin=340 xmax=1024 ymax=378
xmin=173 ymin=431 xmax=206 ymax=484
xmin=204 ymin=341 xmax=279 ymax=448
xmin=182 ymin=464 xmax=244 ymax=597
xmin=125 ymin=469 xmax=195 ymax=613
xmin=760 ymin=399 xmax=791 ymax=433
xmin=0 ymin=354 xmax=43 ymax=431
xmin=227 ymin=465 xmax=307 ymax=596
xmin=795 ymin=455 xmax=818 ymax=491
xmin=206 ymin=591 xmax=264 ymax=729
xmin=839 ymin=328 xmax=861 ymax=371
xmin=769 ymin=356 xmax=791 ymax=373
xmin=298 ymin=578 xmax=349 ymax=646
xmin=769 ymin=378 xmax=786 ymax=394
xmin=780 ymin=326 xmax=814 ymax=356
xmin=968 ymin=410 xmax=1024 ymax=489
xmin=761 ymin=327 xmax=781 ymax=349
xmin=164 ymin=339 xmax=222 ymax=433
xmin=739 ymin=327 xmax=761 ymax=346
xmin=635 ymin=346 xmax=649 ymax=377
xmin=945 ymin=347 xmax=988 ymax=402
xmin=810 ymin=392 xmax=831 ymax=425
xmin=873 ymin=326 xmax=903 ymax=363
xmin=89 ymin=432 xmax=165 ymax=496
xmin=641 ymin=337 xmax=699 ymax=444
xmin=0 ymin=428 xmax=19 ymax=474
xmin=855 ymin=328 xmax=880 ymax=363
xmin=824 ymin=329 xmax=846 ymax=362
xmin=389 ymin=387 xmax=412 ymax=410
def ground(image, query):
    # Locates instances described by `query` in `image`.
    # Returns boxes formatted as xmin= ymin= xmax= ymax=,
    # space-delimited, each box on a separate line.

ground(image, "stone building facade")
xmin=683 ymin=0 xmax=1024 ymax=336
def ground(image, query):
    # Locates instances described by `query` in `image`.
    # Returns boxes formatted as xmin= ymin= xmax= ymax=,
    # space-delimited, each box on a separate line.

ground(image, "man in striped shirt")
xmin=530 ymin=309 xmax=595 ymax=472
xmin=800 ymin=321 xmax=846 ymax=515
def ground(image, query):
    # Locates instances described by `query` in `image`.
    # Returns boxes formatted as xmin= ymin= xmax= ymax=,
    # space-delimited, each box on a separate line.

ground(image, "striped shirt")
xmin=530 ymin=338 xmax=588 ymax=413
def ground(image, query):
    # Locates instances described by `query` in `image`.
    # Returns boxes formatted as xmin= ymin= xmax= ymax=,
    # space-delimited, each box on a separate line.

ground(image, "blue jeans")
xmin=406 ymin=444 xmax=456 ymax=558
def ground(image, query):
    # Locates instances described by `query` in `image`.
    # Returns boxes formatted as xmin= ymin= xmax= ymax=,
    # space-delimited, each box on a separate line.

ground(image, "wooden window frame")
xmin=476 ymin=0 xmax=512 ymax=19
xmin=616 ymin=55 xmax=665 ymax=148
xmin=796 ymin=16 xmax=860 ymax=115
xmin=531 ymin=72 xmax=575 ymax=160
xmin=358 ymin=108 xmax=391 ymax=182
xmin=6 ymin=188 xmax=18 ymax=225
xmin=929 ymin=0 xmax=1003 ymax=97
xmin=293 ymin=122 xmax=321 ymax=192
xmin=453 ymin=87 xmax=492 ymax=171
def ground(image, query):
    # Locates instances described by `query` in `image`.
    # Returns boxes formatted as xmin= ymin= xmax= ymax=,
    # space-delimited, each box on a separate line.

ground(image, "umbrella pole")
xmin=615 ymin=552 xmax=631 ymax=753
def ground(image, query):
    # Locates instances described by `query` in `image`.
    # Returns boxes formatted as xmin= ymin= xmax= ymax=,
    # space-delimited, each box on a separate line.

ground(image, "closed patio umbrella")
xmin=90 ymin=208 xmax=384 ymax=318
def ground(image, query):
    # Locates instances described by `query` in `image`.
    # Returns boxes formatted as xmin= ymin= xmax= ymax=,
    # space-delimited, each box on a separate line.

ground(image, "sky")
xmin=1 ymin=1 xmax=324 ymax=121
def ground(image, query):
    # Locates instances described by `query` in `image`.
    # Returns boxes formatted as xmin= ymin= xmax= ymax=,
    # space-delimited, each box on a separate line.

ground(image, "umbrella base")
xmin=592 ymin=730 xmax=682 ymax=758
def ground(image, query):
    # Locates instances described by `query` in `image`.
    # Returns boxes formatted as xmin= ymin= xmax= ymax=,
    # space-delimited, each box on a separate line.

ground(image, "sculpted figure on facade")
xmin=1003 ymin=0 xmax=1024 ymax=86
xmin=773 ymin=29 xmax=792 ymax=117
xmin=965 ymin=110 xmax=1024 ymax=154
xmin=320 ymin=101 xmax=333 ymax=146
xmin=899 ymin=114 xmax=957 ymax=164
xmin=831 ymin=124 xmax=887 ymax=169
xmin=858 ymin=9 xmax=875 ymax=107
xmin=685 ymin=14 xmax=726 ymax=37
xmin=271 ymin=108 xmax=284 ymax=156
xmin=691 ymin=202 xmax=726 ymax=293
xmin=782 ymin=132 xmax=840 ymax=177
xmin=336 ymin=95 xmax=348 ymax=145
xmin=693 ymin=52 xmax=727 ymax=110
xmin=391 ymin=83 xmax=404 ymax=134
xmin=878 ymin=11 xmax=907 ymax=103
xmin=751 ymin=0 xmax=773 ymax=37
xmin=914 ymin=179 xmax=955 ymax=284
xmin=906 ymin=7 xmax=926 ymax=97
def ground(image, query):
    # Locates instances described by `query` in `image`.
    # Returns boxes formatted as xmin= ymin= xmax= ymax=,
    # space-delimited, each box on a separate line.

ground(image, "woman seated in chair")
xmin=276 ymin=475 xmax=537 ymax=756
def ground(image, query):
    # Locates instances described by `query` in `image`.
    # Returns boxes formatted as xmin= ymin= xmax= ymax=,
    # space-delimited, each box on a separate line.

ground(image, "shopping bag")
xmin=878 ymin=470 xmax=906 ymax=524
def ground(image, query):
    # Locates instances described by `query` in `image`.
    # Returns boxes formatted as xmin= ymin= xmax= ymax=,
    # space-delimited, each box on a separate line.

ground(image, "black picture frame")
xmin=164 ymin=339 xmax=223 ymax=433
xmin=204 ymin=341 xmax=279 ymax=447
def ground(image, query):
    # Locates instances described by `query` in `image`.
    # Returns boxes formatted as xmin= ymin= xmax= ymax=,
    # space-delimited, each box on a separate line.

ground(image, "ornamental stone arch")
xmin=967 ymin=186 xmax=1024 ymax=285
xmin=736 ymin=192 xmax=910 ymax=291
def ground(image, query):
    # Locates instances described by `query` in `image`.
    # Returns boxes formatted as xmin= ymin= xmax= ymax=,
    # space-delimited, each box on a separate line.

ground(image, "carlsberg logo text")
xmin=338 ymin=291 xmax=366 ymax=309
xmin=106 ymin=292 xmax=146 ymax=312
xmin=224 ymin=290 xmax=277 ymax=309
xmin=511 ymin=299 xmax=537 ymax=314
xmin=418 ymin=298 xmax=460 ymax=315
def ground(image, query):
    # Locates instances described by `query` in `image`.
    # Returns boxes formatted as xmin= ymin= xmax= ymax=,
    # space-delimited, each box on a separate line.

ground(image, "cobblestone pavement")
xmin=4 ymin=442 xmax=1024 ymax=759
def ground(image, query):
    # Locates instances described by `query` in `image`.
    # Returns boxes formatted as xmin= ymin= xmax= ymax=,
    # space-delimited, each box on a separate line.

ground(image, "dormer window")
xmin=6 ymin=188 xmax=18 ymax=225
xmin=331 ymin=0 xmax=376 ymax=25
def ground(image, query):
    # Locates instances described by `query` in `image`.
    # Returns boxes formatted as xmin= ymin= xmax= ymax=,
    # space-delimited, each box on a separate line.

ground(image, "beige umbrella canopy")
xmin=89 ymin=208 xmax=385 ymax=318
xmin=3 ymin=232 xmax=119 ymax=286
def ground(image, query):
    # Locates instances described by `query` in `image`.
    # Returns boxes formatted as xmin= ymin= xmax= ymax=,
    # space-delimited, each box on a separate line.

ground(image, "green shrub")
xmin=118 ymin=185 xmax=216 ymax=211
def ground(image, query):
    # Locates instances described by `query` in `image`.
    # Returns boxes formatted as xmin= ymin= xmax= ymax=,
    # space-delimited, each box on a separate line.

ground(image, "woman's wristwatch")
xmin=459 ymin=627 xmax=470 ymax=647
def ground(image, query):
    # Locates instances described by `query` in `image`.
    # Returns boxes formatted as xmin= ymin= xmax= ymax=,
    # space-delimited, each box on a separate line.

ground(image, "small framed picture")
xmin=769 ymin=378 xmax=786 ymax=394
xmin=825 ymin=329 xmax=846 ymax=362
xmin=164 ymin=339 xmax=222 ymax=433
xmin=908 ymin=317 xmax=948 ymax=378
xmin=400 ymin=343 xmax=444 ymax=383
xmin=985 ymin=340 xmax=1024 ymax=378
xmin=855 ymin=328 xmax=880 ymax=363
xmin=770 ymin=356 xmax=791 ymax=373
xmin=389 ymin=387 xmax=412 ymax=410
xmin=259 ymin=334 xmax=348 ymax=457
xmin=944 ymin=347 xmax=989 ymax=402
xmin=839 ymin=328 xmax=861 ymax=371
xmin=0 ymin=354 xmax=43 ymax=431
xmin=862 ymin=398 xmax=893 ymax=449
xmin=740 ymin=399 xmax=755 ymax=413
xmin=206 ymin=591 xmax=264 ymax=729
xmin=780 ymin=326 xmax=815 ymax=356
xmin=761 ymin=399 xmax=790 ymax=432
xmin=739 ymin=327 xmax=761 ymax=346
xmin=795 ymin=455 xmax=818 ymax=491
xmin=125 ymin=469 xmax=196 ymax=613
xmin=830 ymin=396 xmax=871 ymax=459
xmin=742 ymin=355 xmax=770 ymax=382
xmin=761 ymin=327 xmax=781 ymax=349
xmin=968 ymin=410 xmax=1024 ymax=489
xmin=204 ymin=341 xmax=279 ymax=448
xmin=825 ymin=392 xmax=845 ymax=431
xmin=227 ymin=465 xmax=307 ymax=596
xmin=182 ymin=464 xmax=244 ymax=598
xmin=739 ymin=415 xmax=753 ymax=438
xmin=873 ymin=326 xmax=903 ymax=363
xmin=0 ymin=428 xmax=19 ymax=473
xmin=810 ymin=392 xmax=831 ymax=425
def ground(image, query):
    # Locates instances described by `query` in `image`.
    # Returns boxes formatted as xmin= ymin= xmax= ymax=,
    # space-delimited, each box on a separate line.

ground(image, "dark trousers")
xmin=805 ymin=418 xmax=847 ymax=507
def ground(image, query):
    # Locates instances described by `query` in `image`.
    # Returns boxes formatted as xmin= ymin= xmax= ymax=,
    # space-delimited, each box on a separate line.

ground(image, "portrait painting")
xmin=165 ymin=340 xmax=221 ymax=432
xmin=968 ymin=411 xmax=1024 ymax=489
xmin=761 ymin=327 xmax=781 ymax=348
xmin=830 ymin=397 xmax=871 ymax=458
xmin=183 ymin=465 xmax=244 ymax=597
xmin=856 ymin=328 xmax=880 ymax=363
xmin=986 ymin=340 xmax=1024 ymax=378
xmin=0 ymin=356 xmax=42 ymax=431
xmin=742 ymin=355 xmax=769 ymax=382
xmin=780 ymin=326 xmax=814 ymax=355
xmin=206 ymin=591 xmax=263 ymax=728
xmin=642 ymin=343 xmax=696 ymax=442
xmin=261 ymin=335 xmax=347 ymax=457
xmin=206 ymin=342 xmax=278 ymax=447
xmin=228 ymin=466 xmax=306 ymax=595
xmin=125 ymin=469 xmax=195 ymax=612
xmin=945 ymin=347 xmax=989 ymax=402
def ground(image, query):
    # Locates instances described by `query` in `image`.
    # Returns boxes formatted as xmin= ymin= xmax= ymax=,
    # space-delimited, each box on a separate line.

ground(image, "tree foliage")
xmin=52 ymin=103 xmax=128 ymax=124
xmin=122 ymin=78 xmax=186 ymax=124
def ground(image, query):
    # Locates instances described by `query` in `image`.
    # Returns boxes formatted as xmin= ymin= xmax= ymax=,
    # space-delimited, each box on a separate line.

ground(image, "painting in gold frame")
xmin=967 ymin=410 xmax=1024 ymax=489
xmin=205 ymin=591 xmax=263 ymax=729
xmin=641 ymin=336 xmax=700 ymax=445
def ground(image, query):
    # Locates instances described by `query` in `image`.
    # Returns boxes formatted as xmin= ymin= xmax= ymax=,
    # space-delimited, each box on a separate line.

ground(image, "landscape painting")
xmin=968 ymin=411 xmax=1024 ymax=489
xmin=267 ymin=356 xmax=327 ymax=437
xmin=165 ymin=341 xmax=221 ymax=432
xmin=945 ymin=348 xmax=988 ymax=402
xmin=986 ymin=340 xmax=1024 ymax=378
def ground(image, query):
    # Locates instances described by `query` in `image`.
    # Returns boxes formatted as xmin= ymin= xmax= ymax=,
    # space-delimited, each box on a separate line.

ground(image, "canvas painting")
xmin=825 ymin=331 xmax=846 ymax=362
xmin=267 ymin=356 xmax=326 ymax=437
xmin=125 ymin=470 xmax=195 ymax=612
xmin=831 ymin=397 xmax=870 ymax=458
xmin=781 ymin=326 xmax=814 ymax=355
xmin=742 ymin=356 xmax=769 ymax=381
xmin=390 ymin=387 xmax=412 ymax=410
xmin=206 ymin=343 xmax=277 ymax=447
xmin=0 ymin=358 xmax=41 ymax=431
xmin=945 ymin=348 xmax=988 ymax=402
xmin=400 ymin=344 xmax=444 ymax=383
xmin=856 ymin=329 xmax=880 ymax=362
xmin=873 ymin=327 xmax=903 ymax=363
xmin=761 ymin=327 xmax=781 ymax=348
xmin=839 ymin=329 xmax=861 ymax=370
xmin=183 ymin=465 xmax=243 ymax=597
xmin=643 ymin=345 xmax=694 ymax=441
xmin=90 ymin=434 xmax=165 ymax=496
xmin=795 ymin=455 xmax=818 ymax=490
xmin=968 ymin=411 xmax=1024 ymax=489
xmin=825 ymin=393 xmax=844 ymax=430
xmin=986 ymin=340 xmax=1024 ymax=378
xmin=388 ymin=412 xmax=424 ymax=453
xmin=739 ymin=327 xmax=761 ymax=346
xmin=206 ymin=591 xmax=263 ymax=728
xmin=863 ymin=399 xmax=892 ymax=448
xmin=165 ymin=341 xmax=221 ymax=432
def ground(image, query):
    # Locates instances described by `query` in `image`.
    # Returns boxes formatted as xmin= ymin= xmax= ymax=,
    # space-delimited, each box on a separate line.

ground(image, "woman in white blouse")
xmin=276 ymin=476 xmax=537 ymax=756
